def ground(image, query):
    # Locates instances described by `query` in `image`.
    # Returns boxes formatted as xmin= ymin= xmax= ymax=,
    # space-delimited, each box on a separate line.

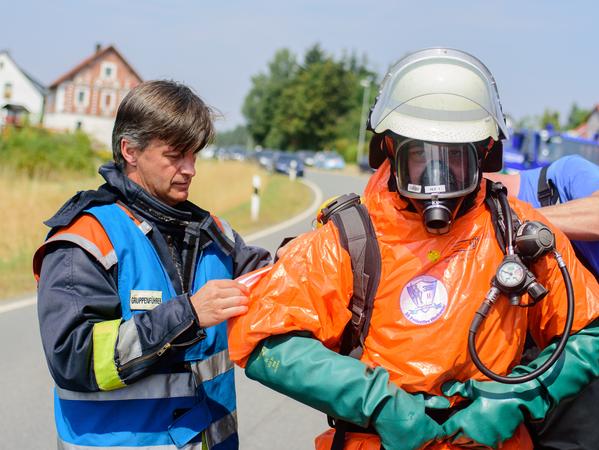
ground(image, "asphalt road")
xmin=0 ymin=168 xmax=369 ymax=450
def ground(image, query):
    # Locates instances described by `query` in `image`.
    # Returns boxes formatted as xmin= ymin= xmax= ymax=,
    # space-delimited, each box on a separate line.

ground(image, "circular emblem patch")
xmin=400 ymin=275 xmax=448 ymax=325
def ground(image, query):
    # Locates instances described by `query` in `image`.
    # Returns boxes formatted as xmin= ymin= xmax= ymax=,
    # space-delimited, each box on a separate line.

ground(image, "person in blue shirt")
xmin=485 ymin=154 xmax=599 ymax=450
xmin=486 ymin=154 xmax=599 ymax=277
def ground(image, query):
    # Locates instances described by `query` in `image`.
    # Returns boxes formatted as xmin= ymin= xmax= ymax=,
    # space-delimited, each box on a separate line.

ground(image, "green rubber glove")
xmin=246 ymin=333 xmax=450 ymax=450
xmin=442 ymin=320 xmax=599 ymax=448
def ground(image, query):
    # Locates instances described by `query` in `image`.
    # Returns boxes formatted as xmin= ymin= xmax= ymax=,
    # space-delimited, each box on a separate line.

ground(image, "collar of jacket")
xmin=45 ymin=162 xmax=234 ymax=255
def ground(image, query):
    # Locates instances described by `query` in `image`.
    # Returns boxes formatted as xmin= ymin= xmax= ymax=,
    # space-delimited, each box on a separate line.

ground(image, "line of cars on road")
xmin=200 ymin=146 xmax=347 ymax=178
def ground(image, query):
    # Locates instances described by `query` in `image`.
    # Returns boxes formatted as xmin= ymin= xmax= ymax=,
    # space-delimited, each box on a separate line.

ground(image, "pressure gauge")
xmin=496 ymin=260 xmax=526 ymax=289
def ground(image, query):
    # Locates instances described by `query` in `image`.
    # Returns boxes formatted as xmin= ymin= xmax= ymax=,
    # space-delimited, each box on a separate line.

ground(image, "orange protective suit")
xmin=229 ymin=160 xmax=599 ymax=449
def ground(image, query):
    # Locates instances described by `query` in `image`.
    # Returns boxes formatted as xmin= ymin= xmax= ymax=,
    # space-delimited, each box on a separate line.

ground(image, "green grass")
xmin=0 ymin=161 xmax=314 ymax=300
xmin=221 ymin=174 xmax=313 ymax=235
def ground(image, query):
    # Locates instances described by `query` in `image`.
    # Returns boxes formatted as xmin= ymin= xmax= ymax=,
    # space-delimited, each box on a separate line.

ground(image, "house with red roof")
xmin=573 ymin=104 xmax=599 ymax=140
xmin=44 ymin=44 xmax=143 ymax=147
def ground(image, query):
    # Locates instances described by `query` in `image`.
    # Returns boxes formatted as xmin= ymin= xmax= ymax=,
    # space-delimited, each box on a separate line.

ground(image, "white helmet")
xmin=368 ymin=48 xmax=509 ymax=234
xmin=369 ymin=48 xmax=509 ymax=144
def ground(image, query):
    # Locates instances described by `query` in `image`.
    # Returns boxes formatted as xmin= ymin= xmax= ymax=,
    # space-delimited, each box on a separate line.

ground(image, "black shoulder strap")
xmin=326 ymin=197 xmax=382 ymax=450
xmin=537 ymin=165 xmax=559 ymax=207
xmin=331 ymin=203 xmax=381 ymax=360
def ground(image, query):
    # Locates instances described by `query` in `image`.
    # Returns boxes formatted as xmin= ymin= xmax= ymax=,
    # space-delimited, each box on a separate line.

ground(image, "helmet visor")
xmin=391 ymin=136 xmax=480 ymax=200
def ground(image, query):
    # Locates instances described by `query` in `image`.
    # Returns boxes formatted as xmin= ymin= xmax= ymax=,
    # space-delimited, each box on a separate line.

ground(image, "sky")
xmin=2 ymin=0 xmax=598 ymax=131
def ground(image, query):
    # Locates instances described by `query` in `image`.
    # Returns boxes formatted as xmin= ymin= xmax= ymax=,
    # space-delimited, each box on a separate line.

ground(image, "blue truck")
xmin=502 ymin=128 xmax=599 ymax=173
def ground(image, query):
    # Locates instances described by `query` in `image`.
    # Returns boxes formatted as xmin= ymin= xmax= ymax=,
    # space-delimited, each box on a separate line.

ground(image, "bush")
xmin=0 ymin=125 xmax=97 ymax=178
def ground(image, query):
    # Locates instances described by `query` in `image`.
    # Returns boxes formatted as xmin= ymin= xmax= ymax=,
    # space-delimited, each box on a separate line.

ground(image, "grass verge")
xmin=0 ymin=161 xmax=313 ymax=300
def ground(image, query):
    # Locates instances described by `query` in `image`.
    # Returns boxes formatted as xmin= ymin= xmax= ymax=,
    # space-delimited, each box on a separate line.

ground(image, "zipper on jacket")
xmin=117 ymin=320 xmax=195 ymax=373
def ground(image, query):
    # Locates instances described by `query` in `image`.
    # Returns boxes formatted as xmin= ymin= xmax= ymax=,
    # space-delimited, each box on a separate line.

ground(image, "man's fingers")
xmin=194 ymin=296 xmax=250 ymax=327
xmin=212 ymin=295 xmax=249 ymax=309
xmin=205 ymin=279 xmax=249 ymax=293
xmin=220 ymin=305 xmax=249 ymax=320
xmin=193 ymin=285 xmax=248 ymax=302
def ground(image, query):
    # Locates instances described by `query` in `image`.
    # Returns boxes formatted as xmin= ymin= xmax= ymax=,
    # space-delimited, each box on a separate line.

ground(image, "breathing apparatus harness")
xmin=312 ymin=182 xmax=576 ymax=389
xmin=470 ymin=181 xmax=575 ymax=383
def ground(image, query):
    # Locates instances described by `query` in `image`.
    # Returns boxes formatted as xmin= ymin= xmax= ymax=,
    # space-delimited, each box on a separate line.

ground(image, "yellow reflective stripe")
xmin=93 ymin=319 xmax=126 ymax=391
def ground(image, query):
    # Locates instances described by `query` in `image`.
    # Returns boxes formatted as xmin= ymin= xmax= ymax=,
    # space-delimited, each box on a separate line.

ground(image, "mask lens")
xmin=394 ymin=139 xmax=479 ymax=199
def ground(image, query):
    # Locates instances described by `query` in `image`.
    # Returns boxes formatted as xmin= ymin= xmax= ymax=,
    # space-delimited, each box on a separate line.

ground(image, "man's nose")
xmin=180 ymin=153 xmax=196 ymax=176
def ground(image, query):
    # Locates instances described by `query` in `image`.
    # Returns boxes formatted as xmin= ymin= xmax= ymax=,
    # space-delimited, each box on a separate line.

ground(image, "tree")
xmin=242 ymin=49 xmax=298 ymax=147
xmin=242 ymin=44 xmax=377 ymax=159
xmin=272 ymin=54 xmax=355 ymax=149
xmin=566 ymin=103 xmax=591 ymax=130
xmin=215 ymin=125 xmax=250 ymax=147
xmin=539 ymin=109 xmax=560 ymax=131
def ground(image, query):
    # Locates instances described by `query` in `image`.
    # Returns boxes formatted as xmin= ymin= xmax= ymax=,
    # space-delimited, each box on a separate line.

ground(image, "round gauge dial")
xmin=497 ymin=261 xmax=525 ymax=288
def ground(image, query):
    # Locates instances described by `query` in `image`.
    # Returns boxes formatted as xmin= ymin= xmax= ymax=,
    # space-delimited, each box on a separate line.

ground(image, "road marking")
xmin=1 ymin=179 xmax=323 ymax=314
xmin=0 ymin=296 xmax=36 ymax=314
xmin=245 ymin=178 xmax=323 ymax=243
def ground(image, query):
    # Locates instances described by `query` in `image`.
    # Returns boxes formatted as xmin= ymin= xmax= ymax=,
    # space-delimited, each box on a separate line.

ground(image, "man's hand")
xmin=190 ymin=279 xmax=249 ymax=327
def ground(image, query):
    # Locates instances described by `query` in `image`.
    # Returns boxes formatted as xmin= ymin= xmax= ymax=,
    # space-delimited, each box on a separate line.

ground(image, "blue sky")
xmin=3 ymin=0 xmax=597 ymax=130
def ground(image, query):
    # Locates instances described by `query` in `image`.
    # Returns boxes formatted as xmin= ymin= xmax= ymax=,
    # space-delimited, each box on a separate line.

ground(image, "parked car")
xmin=296 ymin=150 xmax=317 ymax=167
xmin=358 ymin=156 xmax=375 ymax=173
xmin=228 ymin=146 xmax=247 ymax=161
xmin=256 ymin=149 xmax=280 ymax=171
xmin=274 ymin=153 xmax=305 ymax=177
xmin=314 ymin=151 xmax=346 ymax=170
xmin=199 ymin=145 xmax=216 ymax=159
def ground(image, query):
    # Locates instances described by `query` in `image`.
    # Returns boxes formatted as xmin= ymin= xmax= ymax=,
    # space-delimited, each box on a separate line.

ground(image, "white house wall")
xmin=0 ymin=53 xmax=44 ymax=123
xmin=44 ymin=112 xmax=114 ymax=148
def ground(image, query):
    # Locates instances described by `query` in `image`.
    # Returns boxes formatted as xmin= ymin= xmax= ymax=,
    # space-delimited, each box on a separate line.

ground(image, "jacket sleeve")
xmin=228 ymin=222 xmax=354 ymax=366
xmin=231 ymin=230 xmax=271 ymax=278
xmin=37 ymin=242 xmax=203 ymax=392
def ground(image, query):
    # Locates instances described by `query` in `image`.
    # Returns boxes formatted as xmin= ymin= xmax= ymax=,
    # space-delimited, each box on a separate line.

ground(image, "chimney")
xmin=95 ymin=43 xmax=102 ymax=53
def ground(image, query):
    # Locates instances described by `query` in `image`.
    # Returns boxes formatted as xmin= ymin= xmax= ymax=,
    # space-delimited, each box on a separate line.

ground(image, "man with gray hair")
xmin=34 ymin=80 xmax=270 ymax=449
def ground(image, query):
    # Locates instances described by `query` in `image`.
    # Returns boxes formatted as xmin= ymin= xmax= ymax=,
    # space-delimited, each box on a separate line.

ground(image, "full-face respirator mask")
xmin=367 ymin=48 xmax=509 ymax=233
xmin=385 ymin=134 xmax=483 ymax=233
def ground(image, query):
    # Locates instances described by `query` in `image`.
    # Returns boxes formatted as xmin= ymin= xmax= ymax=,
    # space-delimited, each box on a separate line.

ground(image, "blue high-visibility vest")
xmin=54 ymin=204 xmax=238 ymax=449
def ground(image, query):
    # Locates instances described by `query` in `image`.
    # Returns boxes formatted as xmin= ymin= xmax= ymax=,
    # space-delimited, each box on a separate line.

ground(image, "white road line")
xmin=244 ymin=178 xmax=323 ymax=243
xmin=0 ymin=296 xmax=36 ymax=314
xmin=1 ymin=179 xmax=323 ymax=314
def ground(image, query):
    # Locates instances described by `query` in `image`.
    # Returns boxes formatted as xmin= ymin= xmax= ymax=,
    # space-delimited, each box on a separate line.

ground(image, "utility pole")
xmin=356 ymin=78 xmax=372 ymax=164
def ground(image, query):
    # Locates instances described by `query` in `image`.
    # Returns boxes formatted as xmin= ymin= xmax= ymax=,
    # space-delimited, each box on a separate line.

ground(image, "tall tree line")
xmin=242 ymin=44 xmax=377 ymax=160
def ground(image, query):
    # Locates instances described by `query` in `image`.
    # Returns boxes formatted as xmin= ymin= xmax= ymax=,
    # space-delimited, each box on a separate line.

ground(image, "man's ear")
xmin=120 ymin=139 xmax=138 ymax=167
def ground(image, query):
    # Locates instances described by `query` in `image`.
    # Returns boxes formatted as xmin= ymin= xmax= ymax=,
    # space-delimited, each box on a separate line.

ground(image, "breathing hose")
xmin=467 ymin=187 xmax=575 ymax=383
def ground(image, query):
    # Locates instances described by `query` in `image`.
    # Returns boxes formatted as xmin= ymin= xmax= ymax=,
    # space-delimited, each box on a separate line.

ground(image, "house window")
xmin=3 ymin=82 xmax=12 ymax=100
xmin=75 ymin=87 xmax=89 ymax=108
xmin=101 ymin=62 xmax=117 ymax=80
xmin=0 ymin=61 xmax=4 ymax=70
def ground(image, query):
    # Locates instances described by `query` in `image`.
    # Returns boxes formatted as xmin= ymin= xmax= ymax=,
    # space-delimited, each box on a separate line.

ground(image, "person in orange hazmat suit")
xmin=228 ymin=48 xmax=599 ymax=450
